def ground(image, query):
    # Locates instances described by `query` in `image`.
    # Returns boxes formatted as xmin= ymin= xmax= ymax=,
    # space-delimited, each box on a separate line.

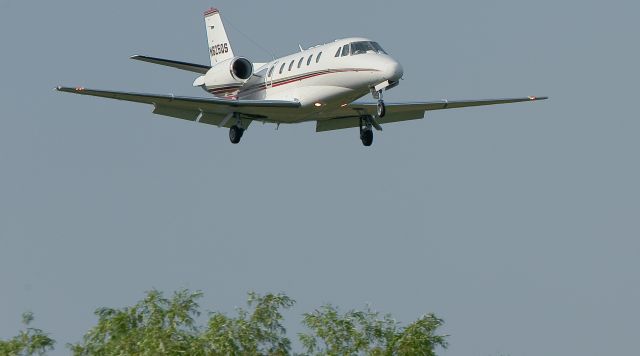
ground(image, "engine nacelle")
xmin=194 ymin=57 xmax=253 ymax=97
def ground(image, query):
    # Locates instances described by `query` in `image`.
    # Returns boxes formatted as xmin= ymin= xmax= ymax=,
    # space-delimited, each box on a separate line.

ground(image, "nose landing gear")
xmin=377 ymin=99 xmax=386 ymax=118
xmin=372 ymin=88 xmax=386 ymax=118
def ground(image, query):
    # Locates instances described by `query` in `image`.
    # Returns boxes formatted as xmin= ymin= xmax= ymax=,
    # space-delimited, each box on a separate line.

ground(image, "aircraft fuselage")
xmin=198 ymin=37 xmax=403 ymax=123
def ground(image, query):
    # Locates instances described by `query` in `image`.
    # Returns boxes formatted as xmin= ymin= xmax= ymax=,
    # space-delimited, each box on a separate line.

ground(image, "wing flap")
xmin=152 ymin=106 xmax=200 ymax=121
xmin=316 ymin=111 xmax=425 ymax=132
xmin=198 ymin=112 xmax=252 ymax=128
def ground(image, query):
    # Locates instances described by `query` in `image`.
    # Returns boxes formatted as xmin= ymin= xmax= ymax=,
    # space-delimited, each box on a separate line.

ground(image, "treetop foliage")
xmin=0 ymin=312 xmax=55 ymax=356
xmin=2 ymin=290 xmax=447 ymax=356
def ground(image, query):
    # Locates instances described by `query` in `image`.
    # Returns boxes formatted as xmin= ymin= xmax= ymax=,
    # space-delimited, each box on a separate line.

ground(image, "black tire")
xmin=377 ymin=100 xmax=386 ymax=118
xmin=360 ymin=129 xmax=373 ymax=146
xmin=229 ymin=126 xmax=244 ymax=144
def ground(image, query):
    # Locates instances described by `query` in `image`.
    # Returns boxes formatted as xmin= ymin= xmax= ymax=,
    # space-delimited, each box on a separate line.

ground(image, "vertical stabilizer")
xmin=204 ymin=8 xmax=235 ymax=66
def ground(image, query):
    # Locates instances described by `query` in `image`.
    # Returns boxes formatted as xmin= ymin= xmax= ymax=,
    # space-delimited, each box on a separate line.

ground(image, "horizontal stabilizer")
xmin=131 ymin=55 xmax=211 ymax=74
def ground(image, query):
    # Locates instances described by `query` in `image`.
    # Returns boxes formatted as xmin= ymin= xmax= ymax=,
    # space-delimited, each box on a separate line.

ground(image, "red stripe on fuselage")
xmin=235 ymin=68 xmax=379 ymax=96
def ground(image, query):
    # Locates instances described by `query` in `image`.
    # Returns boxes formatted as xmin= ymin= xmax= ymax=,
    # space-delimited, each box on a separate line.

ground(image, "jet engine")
xmin=197 ymin=57 xmax=253 ymax=88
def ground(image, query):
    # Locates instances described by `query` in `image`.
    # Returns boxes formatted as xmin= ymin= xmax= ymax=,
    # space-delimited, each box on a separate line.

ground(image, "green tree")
xmin=0 ymin=312 xmax=55 ymax=356
xmin=299 ymin=305 xmax=447 ymax=356
xmin=69 ymin=289 xmax=205 ymax=356
xmin=69 ymin=290 xmax=295 ymax=356
xmin=201 ymin=292 xmax=294 ymax=355
xmin=6 ymin=290 xmax=447 ymax=355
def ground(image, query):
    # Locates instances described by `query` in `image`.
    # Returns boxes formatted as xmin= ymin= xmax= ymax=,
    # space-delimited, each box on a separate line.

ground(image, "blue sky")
xmin=1 ymin=1 xmax=638 ymax=355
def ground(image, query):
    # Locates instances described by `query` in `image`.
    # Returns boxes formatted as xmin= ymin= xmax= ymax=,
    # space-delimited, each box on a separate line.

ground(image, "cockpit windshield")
xmin=349 ymin=41 xmax=387 ymax=55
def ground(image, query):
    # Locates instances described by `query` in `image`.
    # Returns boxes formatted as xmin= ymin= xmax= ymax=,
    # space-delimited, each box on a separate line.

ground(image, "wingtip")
xmin=55 ymin=86 xmax=88 ymax=93
xmin=529 ymin=96 xmax=549 ymax=101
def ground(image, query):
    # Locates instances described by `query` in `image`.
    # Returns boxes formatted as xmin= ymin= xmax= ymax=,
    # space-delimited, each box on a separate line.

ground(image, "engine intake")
xmin=231 ymin=57 xmax=253 ymax=80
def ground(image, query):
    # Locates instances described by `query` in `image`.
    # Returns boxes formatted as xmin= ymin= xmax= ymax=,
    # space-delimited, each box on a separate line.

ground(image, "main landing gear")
xmin=359 ymin=116 xmax=374 ymax=147
xmin=228 ymin=113 xmax=245 ymax=144
xmin=229 ymin=125 xmax=244 ymax=144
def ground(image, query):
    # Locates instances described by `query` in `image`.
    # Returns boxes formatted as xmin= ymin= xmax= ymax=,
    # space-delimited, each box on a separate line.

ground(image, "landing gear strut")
xmin=359 ymin=116 xmax=374 ymax=147
xmin=377 ymin=101 xmax=386 ymax=118
xmin=374 ymin=89 xmax=386 ymax=118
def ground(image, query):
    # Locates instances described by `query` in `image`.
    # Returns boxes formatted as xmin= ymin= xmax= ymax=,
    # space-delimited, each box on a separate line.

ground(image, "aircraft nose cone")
xmin=385 ymin=60 xmax=403 ymax=82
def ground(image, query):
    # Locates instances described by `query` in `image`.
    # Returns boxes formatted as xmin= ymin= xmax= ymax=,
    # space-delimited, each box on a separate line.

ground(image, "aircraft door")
xmin=266 ymin=62 xmax=276 ymax=90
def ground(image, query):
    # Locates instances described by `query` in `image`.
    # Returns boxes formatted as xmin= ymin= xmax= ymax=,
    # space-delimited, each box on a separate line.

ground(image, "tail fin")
xmin=204 ymin=8 xmax=235 ymax=66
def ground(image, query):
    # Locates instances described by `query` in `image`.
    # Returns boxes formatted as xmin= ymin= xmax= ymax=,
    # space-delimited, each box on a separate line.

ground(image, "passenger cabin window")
xmin=335 ymin=47 xmax=341 ymax=57
xmin=298 ymin=57 xmax=304 ymax=68
xmin=316 ymin=52 xmax=322 ymax=63
xmin=268 ymin=65 xmax=275 ymax=77
xmin=341 ymin=44 xmax=350 ymax=57
xmin=349 ymin=41 xmax=387 ymax=55
xmin=289 ymin=60 xmax=294 ymax=71
xmin=279 ymin=63 xmax=286 ymax=74
xmin=307 ymin=54 xmax=313 ymax=65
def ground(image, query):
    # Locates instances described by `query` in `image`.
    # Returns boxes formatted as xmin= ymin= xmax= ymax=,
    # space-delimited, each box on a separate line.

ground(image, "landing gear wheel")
xmin=377 ymin=100 xmax=386 ymax=118
xmin=229 ymin=125 xmax=244 ymax=144
xmin=360 ymin=128 xmax=373 ymax=146
xmin=359 ymin=116 xmax=375 ymax=147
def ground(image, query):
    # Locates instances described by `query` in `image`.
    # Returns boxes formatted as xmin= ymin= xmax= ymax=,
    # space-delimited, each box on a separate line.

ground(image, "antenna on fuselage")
xmin=298 ymin=44 xmax=304 ymax=52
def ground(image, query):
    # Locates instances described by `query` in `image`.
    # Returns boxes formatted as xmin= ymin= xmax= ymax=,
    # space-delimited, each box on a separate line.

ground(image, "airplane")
xmin=57 ymin=7 xmax=547 ymax=146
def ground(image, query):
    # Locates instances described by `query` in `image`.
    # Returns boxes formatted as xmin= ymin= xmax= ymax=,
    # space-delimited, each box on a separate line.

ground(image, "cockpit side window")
xmin=341 ymin=44 xmax=350 ymax=57
xmin=335 ymin=47 xmax=342 ymax=57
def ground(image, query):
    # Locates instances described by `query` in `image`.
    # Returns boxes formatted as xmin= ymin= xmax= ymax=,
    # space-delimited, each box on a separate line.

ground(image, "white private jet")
xmin=57 ymin=7 xmax=547 ymax=146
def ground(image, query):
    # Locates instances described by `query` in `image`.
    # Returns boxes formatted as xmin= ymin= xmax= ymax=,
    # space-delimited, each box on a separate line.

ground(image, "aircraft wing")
xmin=56 ymin=86 xmax=300 ymax=128
xmin=316 ymin=96 xmax=548 ymax=132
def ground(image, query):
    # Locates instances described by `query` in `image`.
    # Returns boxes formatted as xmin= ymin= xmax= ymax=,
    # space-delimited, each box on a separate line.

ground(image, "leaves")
xmin=4 ymin=291 xmax=447 ymax=355
xmin=201 ymin=292 xmax=294 ymax=355
xmin=299 ymin=306 xmax=448 ymax=356
xmin=69 ymin=289 xmax=204 ymax=356
xmin=395 ymin=314 xmax=448 ymax=356
xmin=0 ymin=312 xmax=55 ymax=356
